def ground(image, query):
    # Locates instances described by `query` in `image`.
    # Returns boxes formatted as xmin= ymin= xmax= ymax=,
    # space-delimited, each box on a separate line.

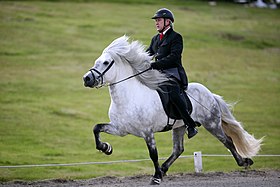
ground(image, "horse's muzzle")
xmin=83 ymin=71 xmax=96 ymax=88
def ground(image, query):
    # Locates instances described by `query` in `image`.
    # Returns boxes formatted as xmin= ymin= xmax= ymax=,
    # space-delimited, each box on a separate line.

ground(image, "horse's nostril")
xmin=85 ymin=76 xmax=90 ymax=82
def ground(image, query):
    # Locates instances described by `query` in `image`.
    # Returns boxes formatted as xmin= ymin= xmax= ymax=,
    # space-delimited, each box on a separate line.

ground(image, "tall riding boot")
xmin=170 ymin=88 xmax=198 ymax=139
xmin=183 ymin=113 xmax=198 ymax=139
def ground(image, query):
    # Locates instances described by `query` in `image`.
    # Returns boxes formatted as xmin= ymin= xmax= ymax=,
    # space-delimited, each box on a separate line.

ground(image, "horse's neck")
xmin=108 ymin=62 xmax=157 ymax=106
xmin=109 ymin=79 xmax=153 ymax=106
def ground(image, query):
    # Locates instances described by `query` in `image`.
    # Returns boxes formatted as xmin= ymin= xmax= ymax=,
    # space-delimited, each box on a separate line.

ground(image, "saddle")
xmin=157 ymin=89 xmax=193 ymax=131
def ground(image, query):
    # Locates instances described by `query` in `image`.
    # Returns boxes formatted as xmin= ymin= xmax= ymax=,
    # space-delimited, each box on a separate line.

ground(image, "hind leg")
xmin=205 ymin=121 xmax=253 ymax=168
xmin=161 ymin=125 xmax=186 ymax=175
xmin=219 ymin=132 xmax=254 ymax=168
xmin=223 ymin=134 xmax=254 ymax=168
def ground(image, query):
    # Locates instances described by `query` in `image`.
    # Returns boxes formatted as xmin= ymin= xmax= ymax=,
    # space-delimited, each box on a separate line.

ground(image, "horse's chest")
xmin=111 ymin=103 xmax=145 ymax=118
xmin=109 ymin=101 xmax=157 ymax=126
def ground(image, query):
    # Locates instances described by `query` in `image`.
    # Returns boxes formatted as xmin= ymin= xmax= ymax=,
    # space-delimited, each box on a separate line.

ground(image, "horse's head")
xmin=83 ymin=52 xmax=115 ymax=88
xmin=83 ymin=35 xmax=168 ymax=89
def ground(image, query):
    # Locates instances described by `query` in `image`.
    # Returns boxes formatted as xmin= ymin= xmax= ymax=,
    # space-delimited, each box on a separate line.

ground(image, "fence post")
xmin=194 ymin=151 xmax=203 ymax=173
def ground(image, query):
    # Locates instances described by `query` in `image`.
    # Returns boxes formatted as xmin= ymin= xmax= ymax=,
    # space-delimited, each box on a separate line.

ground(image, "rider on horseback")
xmin=147 ymin=8 xmax=198 ymax=139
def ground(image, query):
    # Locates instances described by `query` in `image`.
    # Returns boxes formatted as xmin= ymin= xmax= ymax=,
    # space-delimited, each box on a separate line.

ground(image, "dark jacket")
xmin=146 ymin=28 xmax=188 ymax=89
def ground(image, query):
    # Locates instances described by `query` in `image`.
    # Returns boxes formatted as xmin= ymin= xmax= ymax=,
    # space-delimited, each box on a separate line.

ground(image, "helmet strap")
xmin=159 ymin=18 xmax=170 ymax=33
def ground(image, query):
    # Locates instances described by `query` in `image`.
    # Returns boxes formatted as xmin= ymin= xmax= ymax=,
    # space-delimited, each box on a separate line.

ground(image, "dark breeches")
xmin=158 ymin=80 xmax=195 ymax=128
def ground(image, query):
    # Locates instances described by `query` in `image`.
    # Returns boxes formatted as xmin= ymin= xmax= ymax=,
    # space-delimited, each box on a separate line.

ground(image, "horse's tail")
xmin=213 ymin=94 xmax=263 ymax=158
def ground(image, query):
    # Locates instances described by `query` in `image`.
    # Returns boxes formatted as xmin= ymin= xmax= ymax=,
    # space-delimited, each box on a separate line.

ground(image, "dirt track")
xmin=1 ymin=170 xmax=279 ymax=187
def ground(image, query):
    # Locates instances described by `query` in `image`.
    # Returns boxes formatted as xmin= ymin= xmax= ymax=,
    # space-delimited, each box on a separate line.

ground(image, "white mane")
xmin=103 ymin=35 xmax=168 ymax=90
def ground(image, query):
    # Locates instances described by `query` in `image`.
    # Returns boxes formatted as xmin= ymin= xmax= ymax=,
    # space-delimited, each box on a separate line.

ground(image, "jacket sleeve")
xmin=154 ymin=33 xmax=183 ymax=70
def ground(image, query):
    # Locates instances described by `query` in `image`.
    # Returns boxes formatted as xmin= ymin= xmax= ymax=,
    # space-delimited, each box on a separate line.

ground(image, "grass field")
xmin=0 ymin=0 xmax=279 ymax=182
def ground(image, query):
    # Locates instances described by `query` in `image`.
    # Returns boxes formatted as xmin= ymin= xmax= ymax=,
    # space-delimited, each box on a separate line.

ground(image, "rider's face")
xmin=154 ymin=18 xmax=165 ymax=32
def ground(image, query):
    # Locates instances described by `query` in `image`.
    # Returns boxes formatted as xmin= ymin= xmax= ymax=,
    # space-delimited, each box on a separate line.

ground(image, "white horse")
xmin=83 ymin=36 xmax=263 ymax=185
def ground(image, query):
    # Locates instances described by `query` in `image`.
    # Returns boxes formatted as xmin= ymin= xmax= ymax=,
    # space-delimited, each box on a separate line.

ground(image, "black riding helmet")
xmin=151 ymin=8 xmax=175 ymax=23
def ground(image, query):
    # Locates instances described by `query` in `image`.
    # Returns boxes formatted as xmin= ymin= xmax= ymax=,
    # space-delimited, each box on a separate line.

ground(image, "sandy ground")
xmin=1 ymin=170 xmax=279 ymax=187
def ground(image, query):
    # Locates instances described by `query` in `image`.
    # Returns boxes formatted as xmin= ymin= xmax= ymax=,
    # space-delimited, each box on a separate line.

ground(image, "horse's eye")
xmin=103 ymin=61 xmax=109 ymax=65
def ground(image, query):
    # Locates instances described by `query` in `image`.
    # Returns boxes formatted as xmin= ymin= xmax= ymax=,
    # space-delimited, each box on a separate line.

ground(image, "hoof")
xmin=244 ymin=158 xmax=254 ymax=169
xmin=102 ymin=142 xmax=113 ymax=155
xmin=150 ymin=177 xmax=161 ymax=185
xmin=161 ymin=167 xmax=168 ymax=177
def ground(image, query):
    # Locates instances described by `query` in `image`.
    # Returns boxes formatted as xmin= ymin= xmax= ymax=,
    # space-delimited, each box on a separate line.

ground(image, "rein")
xmin=109 ymin=67 xmax=151 ymax=87
xmin=89 ymin=59 xmax=151 ymax=88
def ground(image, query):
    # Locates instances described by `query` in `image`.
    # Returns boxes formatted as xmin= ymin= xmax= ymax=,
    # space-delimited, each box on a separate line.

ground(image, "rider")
xmin=146 ymin=8 xmax=198 ymax=139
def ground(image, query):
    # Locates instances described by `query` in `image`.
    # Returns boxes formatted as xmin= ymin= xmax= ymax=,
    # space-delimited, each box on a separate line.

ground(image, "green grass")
xmin=0 ymin=0 xmax=279 ymax=182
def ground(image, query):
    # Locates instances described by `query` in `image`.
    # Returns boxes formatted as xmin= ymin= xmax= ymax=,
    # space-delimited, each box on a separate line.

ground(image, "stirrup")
xmin=195 ymin=121 xmax=201 ymax=127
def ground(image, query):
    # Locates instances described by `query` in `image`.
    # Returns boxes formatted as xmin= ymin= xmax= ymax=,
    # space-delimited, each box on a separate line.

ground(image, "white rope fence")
xmin=0 ymin=153 xmax=279 ymax=169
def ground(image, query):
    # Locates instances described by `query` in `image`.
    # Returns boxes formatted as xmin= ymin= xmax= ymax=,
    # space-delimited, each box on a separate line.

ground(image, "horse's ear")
xmin=120 ymin=35 xmax=129 ymax=42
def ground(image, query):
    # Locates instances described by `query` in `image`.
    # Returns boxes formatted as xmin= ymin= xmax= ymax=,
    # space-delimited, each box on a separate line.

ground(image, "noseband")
xmin=89 ymin=60 xmax=115 ymax=88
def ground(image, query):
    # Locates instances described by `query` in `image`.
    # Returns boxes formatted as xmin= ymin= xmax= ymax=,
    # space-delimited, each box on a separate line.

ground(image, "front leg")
xmin=93 ymin=123 xmax=113 ymax=155
xmin=144 ymin=133 xmax=163 ymax=185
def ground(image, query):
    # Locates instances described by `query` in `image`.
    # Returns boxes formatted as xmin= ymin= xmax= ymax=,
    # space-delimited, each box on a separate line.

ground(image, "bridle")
xmin=89 ymin=60 xmax=115 ymax=88
xmin=89 ymin=59 xmax=151 ymax=88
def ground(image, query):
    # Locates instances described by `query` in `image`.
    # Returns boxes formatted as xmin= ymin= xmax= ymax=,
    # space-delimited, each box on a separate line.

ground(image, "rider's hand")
xmin=150 ymin=62 xmax=160 ymax=70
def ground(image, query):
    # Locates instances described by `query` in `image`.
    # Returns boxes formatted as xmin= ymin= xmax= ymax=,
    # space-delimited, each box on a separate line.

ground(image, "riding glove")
xmin=150 ymin=62 xmax=161 ymax=70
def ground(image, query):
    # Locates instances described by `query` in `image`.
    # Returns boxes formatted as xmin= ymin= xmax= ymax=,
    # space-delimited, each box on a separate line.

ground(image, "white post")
xmin=194 ymin=151 xmax=203 ymax=173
